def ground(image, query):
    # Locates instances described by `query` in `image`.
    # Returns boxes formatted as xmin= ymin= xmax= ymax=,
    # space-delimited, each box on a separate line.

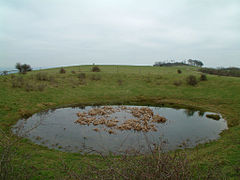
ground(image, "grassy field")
xmin=0 ymin=65 xmax=239 ymax=179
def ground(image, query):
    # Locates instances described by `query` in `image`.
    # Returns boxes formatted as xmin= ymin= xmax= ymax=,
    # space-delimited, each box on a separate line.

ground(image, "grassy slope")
xmin=0 ymin=65 xmax=239 ymax=179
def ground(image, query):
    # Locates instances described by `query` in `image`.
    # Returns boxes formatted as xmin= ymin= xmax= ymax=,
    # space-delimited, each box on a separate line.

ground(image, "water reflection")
xmin=184 ymin=109 xmax=196 ymax=117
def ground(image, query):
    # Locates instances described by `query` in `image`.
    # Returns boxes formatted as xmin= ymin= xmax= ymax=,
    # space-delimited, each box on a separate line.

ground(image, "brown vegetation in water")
xmin=75 ymin=106 xmax=167 ymax=134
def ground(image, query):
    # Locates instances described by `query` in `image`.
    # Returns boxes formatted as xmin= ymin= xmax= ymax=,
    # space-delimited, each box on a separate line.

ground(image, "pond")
xmin=13 ymin=105 xmax=228 ymax=154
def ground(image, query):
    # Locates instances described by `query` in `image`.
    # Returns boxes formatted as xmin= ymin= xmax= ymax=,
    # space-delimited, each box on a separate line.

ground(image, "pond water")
xmin=13 ymin=105 xmax=228 ymax=154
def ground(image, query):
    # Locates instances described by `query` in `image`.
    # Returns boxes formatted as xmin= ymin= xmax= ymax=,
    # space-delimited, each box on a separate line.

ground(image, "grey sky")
xmin=1 ymin=0 xmax=240 ymax=68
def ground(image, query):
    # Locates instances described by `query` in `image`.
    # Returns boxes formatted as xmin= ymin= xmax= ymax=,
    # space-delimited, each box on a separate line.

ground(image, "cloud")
xmin=0 ymin=0 xmax=240 ymax=68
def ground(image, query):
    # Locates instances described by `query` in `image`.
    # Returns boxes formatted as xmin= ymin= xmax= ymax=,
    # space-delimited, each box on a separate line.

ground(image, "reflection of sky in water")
xmin=12 ymin=106 xmax=228 ymax=154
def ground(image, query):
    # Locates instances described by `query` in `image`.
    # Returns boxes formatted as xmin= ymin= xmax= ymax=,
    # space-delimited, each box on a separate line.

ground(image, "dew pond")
xmin=13 ymin=105 xmax=228 ymax=154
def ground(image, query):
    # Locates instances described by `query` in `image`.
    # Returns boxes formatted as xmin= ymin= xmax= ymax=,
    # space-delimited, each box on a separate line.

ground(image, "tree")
xmin=15 ymin=63 xmax=32 ymax=74
xmin=187 ymin=59 xmax=204 ymax=67
xmin=15 ymin=63 xmax=22 ymax=73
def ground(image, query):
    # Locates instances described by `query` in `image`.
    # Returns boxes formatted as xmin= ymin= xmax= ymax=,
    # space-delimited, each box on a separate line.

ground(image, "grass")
xmin=0 ymin=65 xmax=240 ymax=179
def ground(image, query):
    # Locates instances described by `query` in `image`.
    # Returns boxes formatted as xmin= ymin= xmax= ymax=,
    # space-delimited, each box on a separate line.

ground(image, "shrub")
xmin=59 ymin=68 xmax=66 ymax=74
xmin=177 ymin=69 xmax=182 ymax=74
xmin=92 ymin=66 xmax=100 ymax=72
xmin=78 ymin=73 xmax=86 ymax=80
xmin=186 ymin=75 xmax=198 ymax=86
xmin=71 ymin=70 xmax=76 ymax=74
xmin=200 ymin=74 xmax=207 ymax=81
xmin=174 ymin=80 xmax=182 ymax=86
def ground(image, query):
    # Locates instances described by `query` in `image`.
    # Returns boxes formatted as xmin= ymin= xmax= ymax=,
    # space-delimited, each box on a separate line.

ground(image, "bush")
xmin=177 ymin=69 xmax=182 ymax=74
xmin=78 ymin=73 xmax=86 ymax=80
xmin=59 ymin=68 xmax=66 ymax=74
xmin=71 ymin=70 xmax=76 ymax=74
xmin=186 ymin=75 xmax=198 ymax=86
xmin=200 ymin=74 xmax=207 ymax=81
xmin=92 ymin=66 xmax=100 ymax=72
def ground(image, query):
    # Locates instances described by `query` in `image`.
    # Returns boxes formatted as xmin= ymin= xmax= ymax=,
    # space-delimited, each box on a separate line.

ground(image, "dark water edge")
xmin=12 ymin=105 xmax=228 ymax=154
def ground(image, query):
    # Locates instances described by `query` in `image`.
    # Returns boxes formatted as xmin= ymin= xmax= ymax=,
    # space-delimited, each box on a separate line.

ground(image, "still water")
xmin=13 ymin=105 xmax=227 ymax=154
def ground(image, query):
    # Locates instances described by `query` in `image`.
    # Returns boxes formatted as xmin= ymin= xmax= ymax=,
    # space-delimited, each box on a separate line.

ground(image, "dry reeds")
xmin=75 ymin=106 xmax=167 ymax=134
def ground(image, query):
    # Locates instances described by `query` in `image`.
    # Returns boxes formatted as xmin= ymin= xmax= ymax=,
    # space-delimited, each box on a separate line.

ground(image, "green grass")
xmin=0 ymin=65 xmax=240 ymax=179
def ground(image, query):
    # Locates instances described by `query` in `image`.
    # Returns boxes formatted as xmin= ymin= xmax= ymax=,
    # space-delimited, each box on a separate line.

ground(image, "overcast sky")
xmin=0 ymin=0 xmax=240 ymax=69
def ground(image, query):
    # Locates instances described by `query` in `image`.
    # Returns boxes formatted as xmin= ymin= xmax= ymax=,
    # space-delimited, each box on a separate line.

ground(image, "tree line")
xmin=154 ymin=59 xmax=204 ymax=67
